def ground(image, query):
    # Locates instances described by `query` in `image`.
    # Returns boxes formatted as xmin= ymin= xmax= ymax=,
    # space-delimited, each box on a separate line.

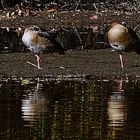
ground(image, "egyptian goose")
xmin=108 ymin=23 xmax=139 ymax=68
xmin=22 ymin=25 xmax=65 ymax=69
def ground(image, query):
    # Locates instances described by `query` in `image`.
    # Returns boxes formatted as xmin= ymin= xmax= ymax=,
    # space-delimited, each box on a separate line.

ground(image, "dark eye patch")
xmin=34 ymin=27 xmax=39 ymax=31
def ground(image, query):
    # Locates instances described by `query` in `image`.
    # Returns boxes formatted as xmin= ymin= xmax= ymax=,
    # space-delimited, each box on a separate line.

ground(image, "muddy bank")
xmin=0 ymin=49 xmax=140 ymax=79
xmin=0 ymin=10 xmax=140 ymax=28
xmin=0 ymin=10 xmax=139 ymax=80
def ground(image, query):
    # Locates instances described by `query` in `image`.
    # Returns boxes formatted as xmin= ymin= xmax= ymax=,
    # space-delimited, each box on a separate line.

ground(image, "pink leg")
xmin=119 ymin=53 xmax=124 ymax=69
xmin=35 ymin=55 xmax=43 ymax=69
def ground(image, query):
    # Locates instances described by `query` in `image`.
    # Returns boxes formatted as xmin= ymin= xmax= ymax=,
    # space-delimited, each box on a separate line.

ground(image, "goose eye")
xmin=34 ymin=27 xmax=39 ymax=31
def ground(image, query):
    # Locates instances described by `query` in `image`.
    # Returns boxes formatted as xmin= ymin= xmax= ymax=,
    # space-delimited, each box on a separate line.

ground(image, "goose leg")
xmin=119 ymin=53 xmax=124 ymax=69
xmin=35 ymin=54 xmax=43 ymax=69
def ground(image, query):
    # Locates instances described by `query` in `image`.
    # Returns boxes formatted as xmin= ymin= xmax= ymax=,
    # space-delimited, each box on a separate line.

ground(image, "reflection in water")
xmin=0 ymin=78 xmax=140 ymax=139
xmin=108 ymin=79 xmax=127 ymax=127
xmin=108 ymin=79 xmax=127 ymax=133
xmin=22 ymin=81 xmax=48 ymax=126
xmin=107 ymin=91 xmax=127 ymax=139
xmin=108 ymin=92 xmax=127 ymax=127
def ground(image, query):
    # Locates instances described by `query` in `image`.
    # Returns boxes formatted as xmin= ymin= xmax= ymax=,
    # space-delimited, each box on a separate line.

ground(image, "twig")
xmin=61 ymin=4 xmax=70 ymax=9
xmin=75 ymin=0 xmax=81 ymax=10
xmin=61 ymin=27 xmax=70 ymax=32
xmin=93 ymin=3 xmax=98 ymax=11
xmin=26 ymin=61 xmax=38 ymax=68
xmin=73 ymin=27 xmax=82 ymax=44
xmin=97 ymin=42 xmax=110 ymax=45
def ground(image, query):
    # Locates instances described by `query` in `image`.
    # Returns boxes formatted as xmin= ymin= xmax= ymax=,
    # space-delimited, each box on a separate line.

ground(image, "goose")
xmin=108 ymin=23 xmax=140 ymax=68
xmin=22 ymin=25 xmax=65 ymax=69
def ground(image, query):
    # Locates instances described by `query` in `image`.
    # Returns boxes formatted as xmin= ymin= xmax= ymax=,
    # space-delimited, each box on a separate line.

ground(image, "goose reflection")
xmin=108 ymin=79 xmax=127 ymax=128
xmin=21 ymin=79 xmax=48 ymax=126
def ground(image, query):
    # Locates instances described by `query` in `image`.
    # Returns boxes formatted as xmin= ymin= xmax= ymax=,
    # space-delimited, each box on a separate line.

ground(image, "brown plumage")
xmin=108 ymin=23 xmax=140 ymax=68
xmin=22 ymin=25 xmax=65 ymax=69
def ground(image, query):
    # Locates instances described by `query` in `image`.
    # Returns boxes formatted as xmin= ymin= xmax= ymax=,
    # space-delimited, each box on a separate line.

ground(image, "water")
xmin=0 ymin=78 xmax=140 ymax=139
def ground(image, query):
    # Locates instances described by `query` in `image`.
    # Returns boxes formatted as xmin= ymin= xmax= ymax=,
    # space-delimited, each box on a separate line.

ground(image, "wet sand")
xmin=0 ymin=48 xmax=140 ymax=79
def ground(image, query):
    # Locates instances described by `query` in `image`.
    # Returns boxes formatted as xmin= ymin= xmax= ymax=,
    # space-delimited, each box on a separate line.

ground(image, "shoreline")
xmin=0 ymin=49 xmax=140 ymax=80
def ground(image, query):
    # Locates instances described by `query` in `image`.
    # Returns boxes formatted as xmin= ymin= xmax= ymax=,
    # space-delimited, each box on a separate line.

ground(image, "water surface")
xmin=0 ymin=78 xmax=140 ymax=139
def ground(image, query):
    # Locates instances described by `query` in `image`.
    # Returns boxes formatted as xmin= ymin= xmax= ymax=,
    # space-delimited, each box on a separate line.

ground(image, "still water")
xmin=0 ymin=78 xmax=140 ymax=140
